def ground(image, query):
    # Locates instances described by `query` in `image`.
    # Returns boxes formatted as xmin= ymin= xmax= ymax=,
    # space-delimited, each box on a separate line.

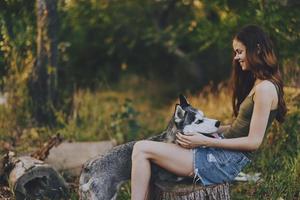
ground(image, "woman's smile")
xmin=233 ymin=39 xmax=248 ymax=70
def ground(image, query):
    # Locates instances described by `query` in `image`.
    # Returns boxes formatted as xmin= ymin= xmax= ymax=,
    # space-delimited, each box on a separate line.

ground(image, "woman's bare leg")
xmin=131 ymin=140 xmax=194 ymax=200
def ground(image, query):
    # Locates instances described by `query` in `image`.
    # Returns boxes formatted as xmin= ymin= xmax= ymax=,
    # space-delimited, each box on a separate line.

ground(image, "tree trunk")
xmin=29 ymin=0 xmax=58 ymax=126
xmin=8 ymin=156 xmax=68 ymax=200
xmin=149 ymin=181 xmax=230 ymax=200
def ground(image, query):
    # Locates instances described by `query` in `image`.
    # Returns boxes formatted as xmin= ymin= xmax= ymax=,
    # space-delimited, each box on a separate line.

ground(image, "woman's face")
xmin=232 ymin=39 xmax=249 ymax=70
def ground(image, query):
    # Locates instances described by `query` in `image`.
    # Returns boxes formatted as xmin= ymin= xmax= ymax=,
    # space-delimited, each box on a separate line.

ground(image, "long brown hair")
xmin=231 ymin=25 xmax=287 ymax=123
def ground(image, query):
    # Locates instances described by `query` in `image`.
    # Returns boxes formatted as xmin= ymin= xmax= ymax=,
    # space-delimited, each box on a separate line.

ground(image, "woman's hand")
xmin=176 ymin=132 xmax=210 ymax=149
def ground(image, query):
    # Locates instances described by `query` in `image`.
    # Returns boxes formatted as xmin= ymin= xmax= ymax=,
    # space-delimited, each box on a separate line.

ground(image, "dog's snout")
xmin=215 ymin=121 xmax=221 ymax=128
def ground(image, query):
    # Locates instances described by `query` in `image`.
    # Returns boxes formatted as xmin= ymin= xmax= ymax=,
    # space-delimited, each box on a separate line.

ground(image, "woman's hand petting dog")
xmin=176 ymin=132 xmax=210 ymax=149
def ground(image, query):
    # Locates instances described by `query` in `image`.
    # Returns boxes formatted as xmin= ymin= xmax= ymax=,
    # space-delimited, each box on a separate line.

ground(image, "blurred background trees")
xmin=0 ymin=0 xmax=299 ymax=141
xmin=29 ymin=0 xmax=59 ymax=126
xmin=0 ymin=0 xmax=299 ymax=135
xmin=1 ymin=0 xmax=299 ymax=97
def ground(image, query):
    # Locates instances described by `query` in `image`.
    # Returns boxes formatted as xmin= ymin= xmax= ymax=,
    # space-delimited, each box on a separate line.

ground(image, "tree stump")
xmin=150 ymin=180 xmax=230 ymax=200
xmin=8 ymin=156 xmax=68 ymax=200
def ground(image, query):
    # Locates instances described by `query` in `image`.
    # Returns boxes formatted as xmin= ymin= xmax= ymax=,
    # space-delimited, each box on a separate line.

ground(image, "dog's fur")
xmin=79 ymin=95 xmax=220 ymax=200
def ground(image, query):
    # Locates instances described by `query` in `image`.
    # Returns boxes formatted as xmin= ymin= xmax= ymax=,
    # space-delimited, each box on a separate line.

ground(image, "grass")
xmin=0 ymin=77 xmax=299 ymax=199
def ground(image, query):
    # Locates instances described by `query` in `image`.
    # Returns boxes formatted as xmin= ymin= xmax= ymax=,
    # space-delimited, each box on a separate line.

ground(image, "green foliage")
xmin=0 ymin=1 xmax=299 ymax=133
xmin=0 ymin=0 xmax=36 ymax=140
xmin=1 ymin=0 xmax=299 ymax=94
xmin=55 ymin=89 xmax=167 ymax=144
xmin=117 ymin=182 xmax=131 ymax=200
xmin=110 ymin=98 xmax=140 ymax=144
xmin=55 ymin=0 xmax=300 ymax=91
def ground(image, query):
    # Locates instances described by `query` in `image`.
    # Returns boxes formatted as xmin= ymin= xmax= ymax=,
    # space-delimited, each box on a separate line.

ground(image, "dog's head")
xmin=174 ymin=94 xmax=220 ymax=135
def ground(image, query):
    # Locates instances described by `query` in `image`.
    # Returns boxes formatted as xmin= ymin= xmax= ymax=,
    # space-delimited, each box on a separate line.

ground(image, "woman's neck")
xmin=248 ymin=79 xmax=263 ymax=96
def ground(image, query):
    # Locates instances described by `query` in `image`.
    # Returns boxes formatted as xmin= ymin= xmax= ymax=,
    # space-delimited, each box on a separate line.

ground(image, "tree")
xmin=29 ymin=0 xmax=58 ymax=126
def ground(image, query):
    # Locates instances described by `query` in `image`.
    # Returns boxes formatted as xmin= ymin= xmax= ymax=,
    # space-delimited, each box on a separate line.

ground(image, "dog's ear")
xmin=174 ymin=104 xmax=185 ymax=123
xmin=179 ymin=94 xmax=189 ymax=108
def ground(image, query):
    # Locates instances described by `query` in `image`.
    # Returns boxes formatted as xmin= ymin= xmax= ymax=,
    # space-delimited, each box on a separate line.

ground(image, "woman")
xmin=131 ymin=25 xmax=287 ymax=200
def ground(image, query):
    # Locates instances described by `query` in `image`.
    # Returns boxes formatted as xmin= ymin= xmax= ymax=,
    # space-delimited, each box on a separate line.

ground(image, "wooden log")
xmin=149 ymin=181 xmax=230 ymax=200
xmin=45 ymin=141 xmax=115 ymax=176
xmin=8 ymin=156 xmax=68 ymax=200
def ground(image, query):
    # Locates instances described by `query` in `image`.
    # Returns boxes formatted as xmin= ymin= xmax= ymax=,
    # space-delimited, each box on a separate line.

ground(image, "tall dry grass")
xmin=0 ymin=80 xmax=299 ymax=199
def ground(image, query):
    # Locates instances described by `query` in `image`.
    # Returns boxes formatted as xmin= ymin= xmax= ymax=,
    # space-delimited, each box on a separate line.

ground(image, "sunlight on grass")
xmin=0 ymin=83 xmax=299 ymax=199
xmin=58 ymin=88 xmax=170 ymax=144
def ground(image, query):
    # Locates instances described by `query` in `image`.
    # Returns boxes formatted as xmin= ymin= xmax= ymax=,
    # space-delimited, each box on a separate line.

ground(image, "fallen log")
xmin=0 ymin=134 xmax=68 ymax=200
xmin=45 ymin=141 xmax=115 ymax=176
xmin=149 ymin=180 xmax=230 ymax=200
xmin=8 ymin=155 xmax=68 ymax=200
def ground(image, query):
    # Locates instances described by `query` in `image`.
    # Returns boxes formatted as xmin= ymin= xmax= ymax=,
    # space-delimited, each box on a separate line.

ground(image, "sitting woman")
xmin=131 ymin=24 xmax=287 ymax=200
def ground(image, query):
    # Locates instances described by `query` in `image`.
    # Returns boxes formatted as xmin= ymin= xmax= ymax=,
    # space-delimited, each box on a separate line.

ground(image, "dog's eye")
xmin=195 ymin=119 xmax=203 ymax=124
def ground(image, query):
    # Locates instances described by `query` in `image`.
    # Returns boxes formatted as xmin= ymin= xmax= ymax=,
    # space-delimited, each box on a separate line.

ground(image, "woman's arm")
xmin=176 ymin=82 xmax=275 ymax=151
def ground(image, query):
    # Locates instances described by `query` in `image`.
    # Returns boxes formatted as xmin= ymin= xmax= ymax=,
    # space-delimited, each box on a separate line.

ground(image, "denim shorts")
xmin=192 ymin=147 xmax=251 ymax=186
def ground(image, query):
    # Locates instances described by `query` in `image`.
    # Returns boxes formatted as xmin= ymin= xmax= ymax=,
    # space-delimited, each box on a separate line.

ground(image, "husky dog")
xmin=79 ymin=95 xmax=221 ymax=200
xmin=170 ymin=94 xmax=220 ymax=140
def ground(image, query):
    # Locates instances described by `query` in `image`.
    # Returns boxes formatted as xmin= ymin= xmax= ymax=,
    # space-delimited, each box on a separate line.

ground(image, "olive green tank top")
xmin=224 ymin=85 xmax=278 ymax=157
xmin=224 ymin=95 xmax=278 ymax=139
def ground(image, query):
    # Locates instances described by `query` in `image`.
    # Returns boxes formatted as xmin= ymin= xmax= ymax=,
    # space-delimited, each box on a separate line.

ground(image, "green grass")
xmin=0 ymin=80 xmax=299 ymax=199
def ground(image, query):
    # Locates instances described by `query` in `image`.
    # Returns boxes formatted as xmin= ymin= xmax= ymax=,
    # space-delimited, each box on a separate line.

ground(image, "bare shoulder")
xmin=255 ymin=80 xmax=277 ymax=96
xmin=254 ymin=80 xmax=278 ymax=106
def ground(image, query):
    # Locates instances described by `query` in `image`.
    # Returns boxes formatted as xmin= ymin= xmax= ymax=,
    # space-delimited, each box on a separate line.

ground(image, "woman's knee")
xmin=132 ymin=140 xmax=151 ymax=160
